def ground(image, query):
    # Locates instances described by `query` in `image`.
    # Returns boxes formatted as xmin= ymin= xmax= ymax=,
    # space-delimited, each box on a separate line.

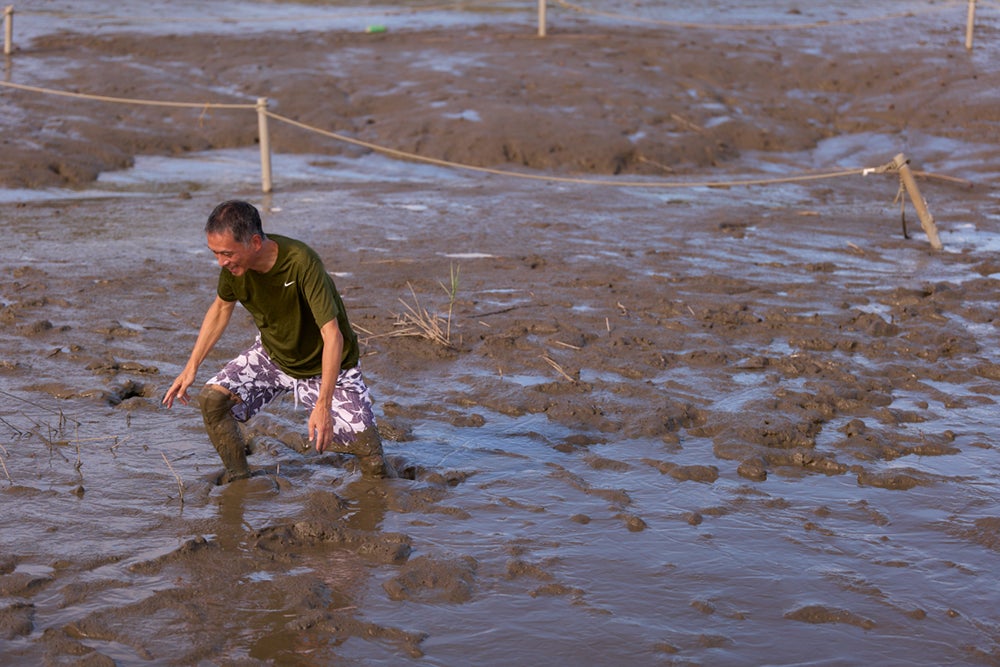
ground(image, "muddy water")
xmin=4 ymin=1 xmax=1000 ymax=665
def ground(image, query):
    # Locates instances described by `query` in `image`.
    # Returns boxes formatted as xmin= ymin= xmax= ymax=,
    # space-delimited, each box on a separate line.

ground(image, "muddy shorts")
xmin=205 ymin=336 xmax=377 ymax=442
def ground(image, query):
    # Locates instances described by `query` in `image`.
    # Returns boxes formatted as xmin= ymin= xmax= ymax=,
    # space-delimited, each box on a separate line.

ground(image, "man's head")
xmin=205 ymin=200 xmax=269 ymax=276
xmin=205 ymin=200 xmax=266 ymax=244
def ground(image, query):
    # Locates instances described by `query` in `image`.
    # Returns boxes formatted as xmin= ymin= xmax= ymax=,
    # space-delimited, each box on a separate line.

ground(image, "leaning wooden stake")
xmin=256 ymin=97 xmax=273 ymax=194
xmin=538 ymin=0 xmax=547 ymax=37
xmin=894 ymin=153 xmax=942 ymax=251
xmin=4 ymin=6 xmax=13 ymax=56
xmin=965 ymin=0 xmax=976 ymax=50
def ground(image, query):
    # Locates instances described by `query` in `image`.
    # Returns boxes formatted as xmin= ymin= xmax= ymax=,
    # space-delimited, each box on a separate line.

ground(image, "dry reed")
xmin=542 ymin=354 xmax=577 ymax=383
xmin=161 ymin=452 xmax=185 ymax=506
xmin=0 ymin=443 xmax=11 ymax=483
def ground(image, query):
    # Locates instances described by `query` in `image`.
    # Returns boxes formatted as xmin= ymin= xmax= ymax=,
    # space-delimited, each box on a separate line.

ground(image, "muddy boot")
xmin=199 ymin=388 xmax=251 ymax=483
xmin=351 ymin=428 xmax=395 ymax=479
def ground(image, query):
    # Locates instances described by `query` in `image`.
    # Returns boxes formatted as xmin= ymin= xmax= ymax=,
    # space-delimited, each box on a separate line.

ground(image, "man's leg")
xmin=322 ymin=427 xmax=393 ymax=479
xmin=298 ymin=366 xmax=394 ymax=479
xmin=199 ymin=385 xmax=250 ymax=483
xmin=201 ymin=337 xmax=289 ymax=482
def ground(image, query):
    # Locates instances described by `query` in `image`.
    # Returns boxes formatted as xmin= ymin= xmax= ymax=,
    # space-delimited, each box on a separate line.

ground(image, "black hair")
xmin=205 ymin=200 xmax=266 ymax=244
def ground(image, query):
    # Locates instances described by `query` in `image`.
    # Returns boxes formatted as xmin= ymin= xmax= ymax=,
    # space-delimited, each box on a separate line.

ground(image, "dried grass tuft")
xmin=391 ymin=264 xmax=461 ymax=348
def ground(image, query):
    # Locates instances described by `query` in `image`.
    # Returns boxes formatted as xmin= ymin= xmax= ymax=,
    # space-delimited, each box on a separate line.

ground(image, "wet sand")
xmin=3 ymin=2 xmax=1000 ymax=665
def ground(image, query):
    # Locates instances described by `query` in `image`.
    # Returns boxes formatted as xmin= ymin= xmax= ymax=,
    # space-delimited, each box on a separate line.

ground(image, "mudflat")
xmin=2 ymin=3 xmax=1000 ymax=665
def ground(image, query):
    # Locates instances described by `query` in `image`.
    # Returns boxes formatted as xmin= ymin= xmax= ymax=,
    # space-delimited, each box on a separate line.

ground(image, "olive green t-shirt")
xmin=217 ymin=234 xmax=359 ymax=379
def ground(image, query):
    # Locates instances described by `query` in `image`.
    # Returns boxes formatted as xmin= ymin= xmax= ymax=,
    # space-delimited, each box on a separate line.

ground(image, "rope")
xmin=13 ymin=1 xmax=498 ymax=24
xmin=0 ymin=79 xmax=969 ymax=191
xmin=553 ymin=0 xmax=964 ymax=31
xmin=267 ymin=110 xmax=892 ymax=189
xmin=14 ymin=0 xmax=984 ymax=26
xmin=0 ymin=79 xmax=254 ymax=110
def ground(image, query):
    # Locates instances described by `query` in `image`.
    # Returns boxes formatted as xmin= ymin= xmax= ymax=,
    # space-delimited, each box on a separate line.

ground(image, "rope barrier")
xmin=11 ymin=1 xmax=498 ymax=25
xmin=267 ymin=109 xmax=876 ymax=189
xmin=0 ymin=79 xmax=254 ymax=110
xmin=0 ymin=77 xmax=970 ymax=193
xmin=4 ymin=1 xmax=992 ymax=57
xmin=268 ymin=107 xmax=958 ymax=251
xmin=7 ymin=0 xmax=985 ymax=30
xmin=553 ymin=0 xmax=965 ymax=31
xmin=266 ymin=106 xmax=968 ymax=262
xmin=1 ymin=0 xmax=974 ymax=252
xmin=5 ymin=0 xmax=990 ymax=49
xmin=0 ymin=75 xmax=955 ymax=248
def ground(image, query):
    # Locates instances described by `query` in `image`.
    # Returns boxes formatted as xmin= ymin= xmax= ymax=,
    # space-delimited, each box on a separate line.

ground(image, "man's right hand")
xmin=162 ymin=370 xmax=196 ymax=408
xmin=162 ymin=296 xmax=236 ymax=410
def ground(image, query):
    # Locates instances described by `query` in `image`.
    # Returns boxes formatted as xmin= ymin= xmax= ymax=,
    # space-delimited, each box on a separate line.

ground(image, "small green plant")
xmin=443 ymin=263 xmax=460 ymax=343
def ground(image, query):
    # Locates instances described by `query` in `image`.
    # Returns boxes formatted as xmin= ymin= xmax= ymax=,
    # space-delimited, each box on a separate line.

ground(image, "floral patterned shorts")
xmin=205 ymin=336 xmax=377 ymax=442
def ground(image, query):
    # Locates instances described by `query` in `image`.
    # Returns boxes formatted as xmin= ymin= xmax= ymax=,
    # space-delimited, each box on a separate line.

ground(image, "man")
xmin=162 ymin=200 xmax=391 ymax=481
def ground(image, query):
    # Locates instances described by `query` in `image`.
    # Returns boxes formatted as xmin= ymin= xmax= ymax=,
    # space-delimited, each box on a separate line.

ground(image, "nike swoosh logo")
xmin=284 ymin=280 xmax=296 ymax=287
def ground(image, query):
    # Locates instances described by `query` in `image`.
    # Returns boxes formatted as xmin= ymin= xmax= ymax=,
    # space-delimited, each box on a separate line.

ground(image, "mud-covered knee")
xmin=352 ymin=428 xmax=384 ymax=457
xmin=198 ymin=388 xmax=249 ymax=481
xmin=199 ymin=387 xmax=238 ymax=423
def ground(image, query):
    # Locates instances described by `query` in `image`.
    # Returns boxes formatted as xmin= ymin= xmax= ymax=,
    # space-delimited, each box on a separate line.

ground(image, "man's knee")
xmin=199 ymin=386 xmax=239 ymax=421
xmin=352 ymin=427 xmax=384 ymax=457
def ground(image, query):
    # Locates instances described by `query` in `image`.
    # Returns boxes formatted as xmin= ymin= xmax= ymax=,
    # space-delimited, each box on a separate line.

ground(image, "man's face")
xmin=207 ymin=230 xmax=259 ymax=276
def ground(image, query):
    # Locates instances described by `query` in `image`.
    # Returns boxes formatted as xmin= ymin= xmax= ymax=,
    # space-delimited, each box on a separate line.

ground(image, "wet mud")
xmin=3 ymin=2 xmax=1000 ymax=665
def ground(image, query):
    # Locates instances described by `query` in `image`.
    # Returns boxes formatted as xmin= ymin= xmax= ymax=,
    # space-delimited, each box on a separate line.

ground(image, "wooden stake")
xmin=893 ymin=153 xmax=942 ymax=251
xmin=965 ymin=0 xmax=976 ymax=50
xmin=4 ymin=6 xmax=13 ymax=56
xmin=538 ymin=0 xmax=547 ymax=37
xmin=256 ymin=97 xmax=272 ymax=194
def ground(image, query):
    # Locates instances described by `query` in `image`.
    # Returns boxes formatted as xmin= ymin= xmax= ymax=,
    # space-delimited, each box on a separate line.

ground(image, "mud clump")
xmin=383 ymin=555 xmax=478 ymax=603
xmin=0 ymin=602 xmax=35 ymax=641
xmin=255 ymin=521 xmax=413 ymax=565
xmin=856 ymin=468 xmax=938 ymax=490
xmin=644 ymin=459 xmax=720 ymax=484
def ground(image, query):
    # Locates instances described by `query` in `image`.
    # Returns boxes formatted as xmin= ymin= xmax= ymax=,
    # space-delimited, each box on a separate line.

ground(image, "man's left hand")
xmin=308 ymin=404 xmax=334 ymax=452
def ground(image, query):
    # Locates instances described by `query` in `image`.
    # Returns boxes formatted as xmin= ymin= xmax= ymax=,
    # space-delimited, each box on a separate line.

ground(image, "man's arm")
xmin=162 ymin=296 xmax=236 ymax=408
xmin=308 ymin=319 xmax=345 ymax=452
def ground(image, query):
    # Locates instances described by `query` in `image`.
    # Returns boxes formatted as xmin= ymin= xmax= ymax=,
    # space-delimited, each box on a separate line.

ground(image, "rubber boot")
xmin=199 ymin=388 xmax=251 ymax=483
xmin=350 ymin=428 xmax=394 ymax=479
